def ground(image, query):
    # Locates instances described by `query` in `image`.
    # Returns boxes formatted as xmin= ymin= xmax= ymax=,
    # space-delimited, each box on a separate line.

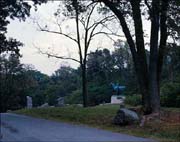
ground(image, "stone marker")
xmin=39 ymin=103 xmax=49 ymax=108
xmin=26 ymin=96 xmax=32 ymax=109
xmin=56 ymin=97 xmax=64 ymax=107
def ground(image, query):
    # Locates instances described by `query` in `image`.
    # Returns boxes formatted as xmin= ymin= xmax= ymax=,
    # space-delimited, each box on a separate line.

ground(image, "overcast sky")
xmin=7 ymin=1 xmax=150 ymax=75
xmin=6 ymin=1 xmax=117 ymax=75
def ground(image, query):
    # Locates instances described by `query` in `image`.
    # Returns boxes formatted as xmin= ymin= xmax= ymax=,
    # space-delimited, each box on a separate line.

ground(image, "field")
xmin=15 ymin=105 xmax=180 ymax=142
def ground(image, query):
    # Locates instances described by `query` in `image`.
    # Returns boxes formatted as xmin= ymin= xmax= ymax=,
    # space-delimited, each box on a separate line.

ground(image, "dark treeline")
xmin=1 ymin=42 xmax=179 ymax=112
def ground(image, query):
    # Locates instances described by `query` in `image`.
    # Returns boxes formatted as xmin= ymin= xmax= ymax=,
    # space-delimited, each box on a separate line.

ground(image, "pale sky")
xmin=7 ymin=1 xmax=150 ymax=75
xmin=6 ymin=1 xmax=117 ymax=75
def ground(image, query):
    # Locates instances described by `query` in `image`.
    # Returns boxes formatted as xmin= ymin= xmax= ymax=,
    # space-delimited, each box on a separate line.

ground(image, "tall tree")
xmin=0 ymin=54 xmax=27 ymax=112
xmin=91 ymin=0 xmax=179 ymax=114
xmin=37 ymin=0 xmax=119 ymax=107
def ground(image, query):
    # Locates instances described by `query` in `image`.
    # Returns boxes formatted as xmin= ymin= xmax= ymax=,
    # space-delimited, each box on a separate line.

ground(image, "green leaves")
xmin=0 ymin=0 xmax=47 ymax=54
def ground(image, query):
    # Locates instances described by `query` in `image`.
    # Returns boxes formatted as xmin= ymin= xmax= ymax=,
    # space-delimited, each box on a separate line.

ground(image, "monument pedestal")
xmin=111 ymin=95 xmax=125 ymax=104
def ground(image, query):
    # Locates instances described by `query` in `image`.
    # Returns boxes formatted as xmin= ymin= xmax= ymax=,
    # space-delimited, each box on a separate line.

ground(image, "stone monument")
xmin=39 ymin=103 xmax=49 ymax=108
xmin=56 ymin=97 xmax=64 ymax=107
xmin=110 ymin=83 xmax=126 ymax=104
xmin=26 ymin=96 xmax=32 ymax=108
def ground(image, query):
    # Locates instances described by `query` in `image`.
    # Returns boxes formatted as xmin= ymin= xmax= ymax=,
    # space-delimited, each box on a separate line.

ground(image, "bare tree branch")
xmin=144 ymin=0 xmax=152 ymax=14
xmin=37 ymin=23 xmax=78 ymax=44
xmin=85 ymin=3 xmax=98 ymax=30
xmin=74 ymin=2 xmax=83 ymax=64
xmin=35 ymin=45 xmax=80 ymax=63
xmin=84 ymin=3 xmax=98 ymax=60
xmin=79 ymin=16 xmax=86 ymax=29
xmin=88 ymin=15 xmax=115 ymax=30
xmin=91 ymin=31 xmax=124 ymax=38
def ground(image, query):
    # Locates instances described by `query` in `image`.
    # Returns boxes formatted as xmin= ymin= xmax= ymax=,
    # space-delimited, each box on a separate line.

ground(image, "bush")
xmin=88 ymin=84 xmax=112 ymax=106
xmin=64 ymin=84 xmax=112 ymax=106
xmin=124 ymin=94 xmax=142 ymax=106
xmin=160 ymin=82 xmax=180 ymax=107
xmin=64 ymin=89 xmax=82 ymax=104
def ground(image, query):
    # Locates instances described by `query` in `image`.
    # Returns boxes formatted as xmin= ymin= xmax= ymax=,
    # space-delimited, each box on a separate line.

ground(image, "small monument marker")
xmin=110 ymin=83 xmax=126 ymax=104
xmin=26 ymin=96 xmax=32 ymax=108
xmin=57 ymin=97 xmax=64 ymax=107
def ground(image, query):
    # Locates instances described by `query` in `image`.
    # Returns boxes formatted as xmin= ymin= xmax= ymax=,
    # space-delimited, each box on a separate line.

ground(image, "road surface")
xmin=0 ymin=113 xmax=154 ymax=142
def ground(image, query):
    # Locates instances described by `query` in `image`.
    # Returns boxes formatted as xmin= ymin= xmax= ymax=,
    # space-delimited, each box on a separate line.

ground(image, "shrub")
xmin=124 ymin=94 xmax=142 ymax=106
xmin=88 ymin=84 xmax=112 ymax=106
xmin=64 ymin=84 xmax=112 ymax=106
xmin=160 ymin=82 xmax=180 ymax=107
xmin=64 ymin=89 xmax=82 ymax=104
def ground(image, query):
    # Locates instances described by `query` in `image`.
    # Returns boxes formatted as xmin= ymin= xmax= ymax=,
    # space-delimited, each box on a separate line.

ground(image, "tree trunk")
xmin=158 ymin=0 xmax=169 ymax=99
xmin=149 ymin=0 xmax=160 ymax=113
xmin=136 ymin=68 xmax=151 ymax=114
xmin=103 ymin=1 xmax=151 ymax=114
xmin=130 ymin=0 xmax=151 ymax=114
xmin=81 ymin=63 xmax=88 ymax=107
xmin=101 ymin=0 xmax=169 ymax=114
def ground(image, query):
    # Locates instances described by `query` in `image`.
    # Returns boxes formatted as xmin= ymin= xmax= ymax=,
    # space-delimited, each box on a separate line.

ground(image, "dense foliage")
xmin=1 ymin=40 xmax=179 ymax=112
xmin=0 ymin=54 xmax=32 ymax=112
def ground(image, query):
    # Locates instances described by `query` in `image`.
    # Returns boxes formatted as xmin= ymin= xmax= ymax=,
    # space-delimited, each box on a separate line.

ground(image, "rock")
xmin=77 ymin=104 xmax=83 ymax=107
xmin=121 ymin=108 xmax=139 ymax=121
xmin=113 ymin=108 xmax=140 ymax=125
xmin=113 ymin=109 xmax=127 ymax=125
xmin=39 ymin=103 xmax=49 ymax=108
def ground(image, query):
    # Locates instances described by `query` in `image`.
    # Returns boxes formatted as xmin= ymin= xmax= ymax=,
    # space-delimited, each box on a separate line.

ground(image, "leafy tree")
xmin=51 ymin=66 xmax=80 ymax=98
xmin=162 ymin=44 xmax=180 ymax=82
xmin=112 ymin=41 xmax=138 ymax=94
xmin=86 ymin=45 xmax=138 ymax=105
xmin=87 ymin=49 xmax=114 ymax=84
xmin=0 ymin=54 xmax=28 ymax=112
xmin=159 ymin=43 xmax=180 ymax=108
xmin=91 ymin=0 xmax=180 ymax=114
xmin=23 ymin=69 xmax=51 ymax=106
xmin=0 ymin=0 xmax=47 ymax=54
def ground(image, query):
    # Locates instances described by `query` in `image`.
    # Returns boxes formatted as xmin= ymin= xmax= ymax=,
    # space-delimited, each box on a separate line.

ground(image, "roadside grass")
xmin=163 ymin=107 xmax=180 ymax=112
xmin=15 ymin=104 xmax=180 ymax=142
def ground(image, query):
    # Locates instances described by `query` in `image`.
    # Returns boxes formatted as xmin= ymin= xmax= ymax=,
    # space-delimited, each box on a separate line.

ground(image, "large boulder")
xmin=113 ymin=108 xmax=140 ymax=125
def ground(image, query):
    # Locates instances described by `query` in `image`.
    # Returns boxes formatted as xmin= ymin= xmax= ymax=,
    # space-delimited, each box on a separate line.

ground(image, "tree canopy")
xmin=0 ymin=0 xmax=47 ymax=54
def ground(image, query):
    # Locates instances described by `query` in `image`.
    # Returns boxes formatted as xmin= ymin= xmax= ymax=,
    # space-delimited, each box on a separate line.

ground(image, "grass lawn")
xmin=15 ymin=104 xmax=180 ymax=142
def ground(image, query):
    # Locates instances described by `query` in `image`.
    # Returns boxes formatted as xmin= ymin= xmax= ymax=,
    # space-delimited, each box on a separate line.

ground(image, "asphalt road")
xmin=0 ymin=113 xmax=154 ymax=142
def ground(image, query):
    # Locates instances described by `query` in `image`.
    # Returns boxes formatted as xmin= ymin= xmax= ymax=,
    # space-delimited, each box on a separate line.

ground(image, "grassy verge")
xmin=15 ymin=105 xmax=180 ymax=142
